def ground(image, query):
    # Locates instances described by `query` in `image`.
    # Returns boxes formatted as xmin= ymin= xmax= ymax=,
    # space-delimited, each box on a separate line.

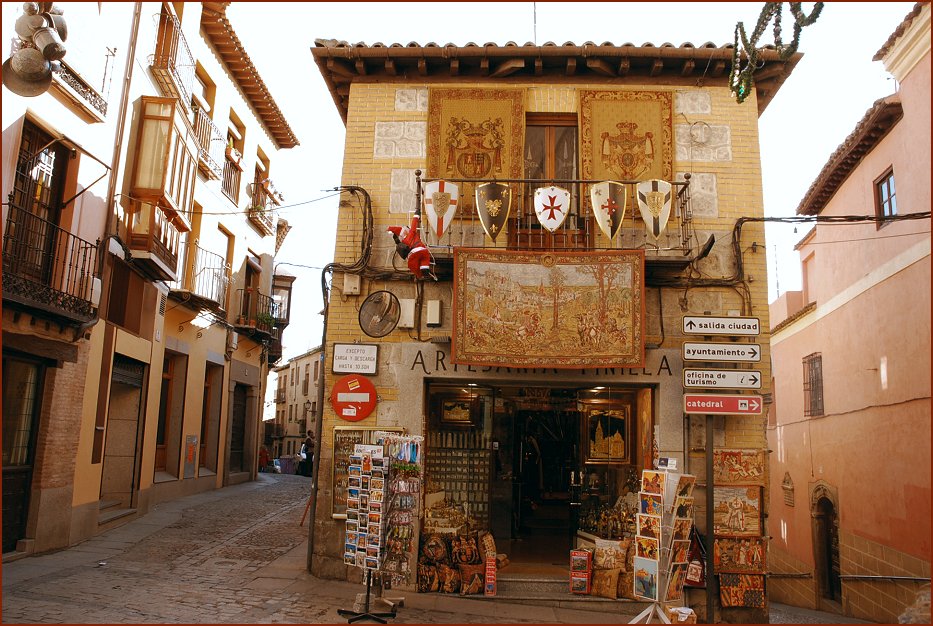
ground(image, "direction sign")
xmin=683 ymin=316 xmax=760 ymax=336
xmin=683 ymin=369 xmax=762 ymax=389
xmin=683 ymin=342 xmax=761 ymax=362
xmin=683 ymin=394 xmax=763 ymax=415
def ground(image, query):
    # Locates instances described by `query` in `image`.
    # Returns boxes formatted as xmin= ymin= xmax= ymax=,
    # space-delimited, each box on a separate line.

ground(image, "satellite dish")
xmin=358 ymin=290 xmax=400 ymax=338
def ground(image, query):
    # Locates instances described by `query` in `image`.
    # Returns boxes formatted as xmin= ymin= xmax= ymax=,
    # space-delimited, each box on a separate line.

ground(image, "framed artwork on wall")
xmin=432 ymin=393 xmax=480 ymax=429
xmin=582 ymin=402 xmax=631 ymax=464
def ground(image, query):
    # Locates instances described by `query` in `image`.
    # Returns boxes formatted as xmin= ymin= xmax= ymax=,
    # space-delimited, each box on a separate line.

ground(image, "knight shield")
xmin=474 ymin=182 xmax=511 ymax=242
xmin=423 ymin=180 xmax=459 ymax=238
xmin=589 ymin=181 xmax=628 ymax=239
xmin=533 ymin=185 xmax=571 ymax=232
xmin=636 ymin=179 xmax=673 ymax=239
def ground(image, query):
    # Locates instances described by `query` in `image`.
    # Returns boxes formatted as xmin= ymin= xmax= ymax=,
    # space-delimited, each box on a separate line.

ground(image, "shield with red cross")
xmin=423 ymin=180 xmax=459 ymax=239
xmin=533 ymin=185 xmax=571 ymax=233
xmin=589 ymin=181 xmax=628 ymax=239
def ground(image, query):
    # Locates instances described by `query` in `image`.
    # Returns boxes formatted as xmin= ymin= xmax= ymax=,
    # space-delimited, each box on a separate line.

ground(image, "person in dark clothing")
xmin=300 ymin=431 xmax=314 ymax=477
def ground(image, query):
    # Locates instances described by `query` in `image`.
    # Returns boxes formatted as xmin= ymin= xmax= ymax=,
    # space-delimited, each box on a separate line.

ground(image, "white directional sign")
xmin=683 ymin=316 xmax=760 ymax=336
xmin=683 ymin=369 xmax=762 ymax=389
xmin=683 ymin=342 xmax=761 ymax=363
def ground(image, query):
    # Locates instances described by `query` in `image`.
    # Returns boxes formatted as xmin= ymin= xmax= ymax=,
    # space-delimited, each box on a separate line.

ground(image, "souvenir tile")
xmin=372 ymin=469 xmax=385 ymax=479
xmin=371 ymin=490 xmax=384 ymax=503
xmin=639 ymin=492 xmax=663 ymax=516
xmin=365 ymin=557 xmax=380 ymax=570
xmin=368 ymin=523 xmax=381 ymax=535
xmin=349 ymin=454 xmax=362 ymax=465
xmin=368 ymin=512 xmax=382 ymax=525
xmin=346 ymin=498 xmax=359 ymax=511
xmin=636 ymin=536 xmax=659 ymax=560
xmin=361 ymin=475 xmax=371 ymax=491
xmin=714 ymin=537 xmax=767 ymax=574
xmin=665 ymin=563 xmax=688 ymax=602
xmin=367 ymin=533 xmax=381 ymax=547
xmin=372 ymin=456 xmax=385 ymax=468
xmin=641 ymin=470 xmax=666 ymax=495
xmin=369 ymin=501 xmax=382 ymax=513
xmin=673 ymin=496 xmax=694 ymax=519
xmin=371 ymin=477 xmax=385 ymax=491
xmin=713 ymin=487 xmax=762 ymax=536
xmin=347 ymin=510 xmax=358 ymax=521
xmin=633 ymin=557 xmax=659 ymax=601
xmin=349 ymin=476 xmax=361 ymax=488
xmin=346 ymin=532 xmax=359 ymax=546
xmin=672 ymin=517 xmax=692 ymax=541
xmin=349 ymin=465 xmax=361 ymax=477
xmin=345 ymin=520 xmax=358 ymax=533
xmin=671 ymin=539 xmax=690 ymax=564
xmin=355 ymin=551 xmax=366 ymax=567
xmin=344 ymin=552 xmax=356 ymax=565
xmin=345 ymin=542 xmax=357 ymax=554
xmin=675 ymin=474 xmax=697 ymax=499
xmin=637 ymin=514 xmax=661 ymax=539
xmin=359 ymin=494 xmax=369 ymax=510
xmin=348 ymin=487 xmax=360 ymax=500
xmin=713 ymin=449 xmax=766 ymax=486
xmin=719 ymin=573 xmax=765 ymax=608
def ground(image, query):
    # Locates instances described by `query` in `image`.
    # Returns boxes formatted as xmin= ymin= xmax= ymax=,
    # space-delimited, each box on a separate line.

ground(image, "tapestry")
xmin=714 ymin=537 xmax=767 ymax=574
xmin=713 ymin=449 xmax=767 ymax=486
xmin=712 ymin=486 xmax=762 ymax=537
xmin=452 ymin=249 xmax=645 ymax=369
xmin=579 ymin=90 xmax=673 ymax=182
xmin=719 ymin=573 xmax=766 ymax=608
xmin=426 ymin=87 xmax=525 ymax=182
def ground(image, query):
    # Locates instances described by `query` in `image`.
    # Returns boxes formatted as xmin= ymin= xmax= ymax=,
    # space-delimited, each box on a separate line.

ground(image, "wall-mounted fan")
xmin=358 ymin=290 xmax=401 ymax=338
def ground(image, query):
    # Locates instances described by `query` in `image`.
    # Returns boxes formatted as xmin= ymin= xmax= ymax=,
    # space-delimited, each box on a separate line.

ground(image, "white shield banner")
xmin=533 ymin=185 xmax=571 ymax=232
xmin=589 ymin=181 xmax=627 ymax=239
xmin=423 ymin=180 xmax=459 ymax=238
xmin=636 ymin=179 xmax=673 ymax=239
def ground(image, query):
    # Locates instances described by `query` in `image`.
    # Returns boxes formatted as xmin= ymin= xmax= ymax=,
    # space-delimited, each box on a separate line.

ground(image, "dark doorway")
xmin=814 ymin=496 xmax=842 ymax=601
xmin=1 ymin=355 xmax=45 ymax=553
xmin=229 ymin=384 xmax=248 ymax=472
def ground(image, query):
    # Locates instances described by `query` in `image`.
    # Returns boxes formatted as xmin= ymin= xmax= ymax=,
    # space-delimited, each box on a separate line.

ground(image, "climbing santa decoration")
xmin=387 ymin=212 xmax=435 ymax=280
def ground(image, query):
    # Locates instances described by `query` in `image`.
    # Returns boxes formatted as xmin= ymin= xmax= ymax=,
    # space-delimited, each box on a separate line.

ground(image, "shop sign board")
xmin=683 ymin=369 xmax=761 ymax=389
xmin=683 ymin=316 xmax=760 ymax=336
xmin=333 ymin=343 xmax=379 ymax=374
xmin=683 ymin=394 xmax=763 ymax=415
xmin=683 ymin=342 xmax=760 ymax=362
xmin=330 ymin=374 xmax=377 ymax=421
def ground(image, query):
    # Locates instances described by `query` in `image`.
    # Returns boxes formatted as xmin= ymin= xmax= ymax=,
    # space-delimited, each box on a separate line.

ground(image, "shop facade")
xmin=309 ymin=39 xmax=793 ymax=622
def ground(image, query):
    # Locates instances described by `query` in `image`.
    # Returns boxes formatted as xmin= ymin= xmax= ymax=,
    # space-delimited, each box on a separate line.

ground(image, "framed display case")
xmin=582 ymin=400 xmax=631 ymax=465
xmin=431 ymin=393 xmax=480 ymax=429
xmin=331 ymin=426 xmax=403 ymax=519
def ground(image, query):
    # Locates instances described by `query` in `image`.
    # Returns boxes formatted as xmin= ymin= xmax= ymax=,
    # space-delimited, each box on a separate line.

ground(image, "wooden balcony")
xmin=2 ymin=200 xmax=100 ymax=325
xmin=116 ymin=200 xmax=186 ymax=282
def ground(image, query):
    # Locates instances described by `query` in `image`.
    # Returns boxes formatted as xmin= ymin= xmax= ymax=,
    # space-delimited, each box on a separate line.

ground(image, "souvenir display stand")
xmin=339 ymin=444 xmax=397 ymax=624
xmin=629 ymin=469 xmax=696 ymax=625
xmin=380 ymin=434 xmax=424 ymax=588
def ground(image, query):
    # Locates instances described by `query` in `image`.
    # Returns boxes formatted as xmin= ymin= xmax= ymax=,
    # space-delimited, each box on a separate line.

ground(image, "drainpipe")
xmin=73 ymin=1 xmax=141 ymax=341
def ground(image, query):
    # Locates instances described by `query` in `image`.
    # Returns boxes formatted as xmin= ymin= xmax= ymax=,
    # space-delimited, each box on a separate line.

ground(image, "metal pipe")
xmin=839 ymin=575 xmax=931 ymax=582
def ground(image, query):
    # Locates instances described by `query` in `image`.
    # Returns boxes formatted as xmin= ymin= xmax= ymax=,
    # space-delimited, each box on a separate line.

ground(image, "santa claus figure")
xmin=387 ymin=213 xmax=434 ymax=280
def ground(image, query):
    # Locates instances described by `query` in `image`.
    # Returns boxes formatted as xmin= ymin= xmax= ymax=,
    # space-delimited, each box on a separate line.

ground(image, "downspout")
xmin=73 ymin=1 xmax=141 ymax=341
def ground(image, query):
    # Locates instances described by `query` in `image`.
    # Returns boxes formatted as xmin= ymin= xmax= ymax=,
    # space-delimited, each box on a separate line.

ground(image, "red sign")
xmin=683 ymin=394 xmax=763 ymax=415
xmin=330 ymin=375 xmax=377 ymax=422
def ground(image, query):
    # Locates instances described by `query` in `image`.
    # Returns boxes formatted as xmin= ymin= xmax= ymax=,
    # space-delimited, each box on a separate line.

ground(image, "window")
xmin=802 ymin=353 xmax=824 ymax=417
xmin=875 ymin=168 xmax=897 ymax=223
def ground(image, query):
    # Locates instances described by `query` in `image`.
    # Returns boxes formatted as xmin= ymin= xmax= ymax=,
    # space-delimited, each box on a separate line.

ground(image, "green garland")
xmin=730 ymin=2 xmax=825 ymax=104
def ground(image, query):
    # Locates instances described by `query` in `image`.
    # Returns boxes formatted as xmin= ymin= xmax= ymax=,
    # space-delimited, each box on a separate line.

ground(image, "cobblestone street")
xmin=1 ymin=474 xmax=870 ymax=624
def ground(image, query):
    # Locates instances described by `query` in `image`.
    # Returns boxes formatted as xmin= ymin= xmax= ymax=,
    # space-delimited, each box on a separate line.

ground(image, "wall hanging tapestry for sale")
xmin=452 ymin=248 xmax=645 ymax=369
xmin=579 ymin=90 xmax=673 ymax=182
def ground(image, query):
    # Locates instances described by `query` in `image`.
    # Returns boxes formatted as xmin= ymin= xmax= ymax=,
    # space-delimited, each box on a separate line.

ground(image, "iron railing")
xmin=149 ymin=9 xmax=195 ymax=110
xmin=2 ymin=200 xmax=99 ymax=322
xmin=236 ymin=287 xmax=276 ymax=333
xmin=221 ymin=155 xmax=241 ymax=204
xmin=54 ymin=60 xmax=108 ymax=117
xmin=169 ymin=241 xmax=228 ymax=309
xmin=191 ymin=105 xmax=224 ymax=179
xmin=247 ymin=181 xmax=277 ymax=236
xmin=418 ymin=175 xmax=692 ymax=253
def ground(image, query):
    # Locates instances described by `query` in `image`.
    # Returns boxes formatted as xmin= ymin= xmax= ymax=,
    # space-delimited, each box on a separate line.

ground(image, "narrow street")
xmin=1 ymin=475 xmax=869 ymax=624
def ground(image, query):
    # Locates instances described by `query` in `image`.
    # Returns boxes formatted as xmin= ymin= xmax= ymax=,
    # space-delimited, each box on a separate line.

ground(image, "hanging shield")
xmin=474 ymin=182 xmax=511 ymax=242
xmin=636 ymin=179 xmax=673 ymax=239
xmin=423 ymin=180 xmax=459 ymax=238
xmin=533 ymin=185 xmax=571 ymax=233
xmin=589 ymin=181 xmax=628 ymax=239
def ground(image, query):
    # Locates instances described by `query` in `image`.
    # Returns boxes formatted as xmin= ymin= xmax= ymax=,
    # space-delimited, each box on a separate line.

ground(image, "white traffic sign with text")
xmin=683 ymin=316 xmax=760 ymax=336
xmin=683 ymin=342 xmax=761 ymax=362
xmin=683 ymin=369 xmax=762 ymax=389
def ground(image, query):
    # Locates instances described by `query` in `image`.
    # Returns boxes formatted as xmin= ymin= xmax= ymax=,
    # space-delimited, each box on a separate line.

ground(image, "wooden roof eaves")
xmin=796 ymin=96 xmax=904 ymax=216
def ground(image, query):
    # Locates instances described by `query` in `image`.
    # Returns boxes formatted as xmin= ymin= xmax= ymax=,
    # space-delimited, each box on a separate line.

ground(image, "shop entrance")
xmin=424 ymin=382 xmax=649 ymax=573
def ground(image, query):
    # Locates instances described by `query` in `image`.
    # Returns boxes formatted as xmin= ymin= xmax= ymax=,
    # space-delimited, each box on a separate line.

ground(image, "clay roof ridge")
xmin=873 ymin=2 xmax=929 ymax=61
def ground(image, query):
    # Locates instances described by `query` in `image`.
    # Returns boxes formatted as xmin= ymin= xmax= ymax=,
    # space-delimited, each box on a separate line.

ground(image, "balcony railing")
xmin=418 ymin=175 xmax=693 ymax=255
xmin=116 ymin=200 xmax=182 ymax=281
xmin=235 ymin=287 xmax=276 ymax=334
xmin=2 ymin=200 xmax=99 ymax=324
xmin=275 ymin=389 xmax=286 ymax=403
xmin=169 ymin=241 xmax=229 ymax=311
xmin=192 ymin=105 xmax=224 ymax=179
xmin=247 ymin=180 xmax=278 ymax=237
xmin=52 ymin=60 xmax=108 ymax=120
xmin=221 ymin=153 xmax=241 ymax=204
xmin=150 ymin=9 xmax=195 ymax=111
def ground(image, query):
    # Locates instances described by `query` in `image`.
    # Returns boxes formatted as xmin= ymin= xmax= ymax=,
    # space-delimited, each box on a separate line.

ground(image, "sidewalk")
xmin=1 ymin=474 xmax=874 ymax=624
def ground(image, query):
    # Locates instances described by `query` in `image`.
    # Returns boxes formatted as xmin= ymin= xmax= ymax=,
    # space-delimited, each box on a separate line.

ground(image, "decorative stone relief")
xmin=675 ymin=91 xmax=712 ymax=115
xmin=389 ymin=169 xmax=418 ymax=214
xmin=395 ymin=88 xmax=428 ymax=112
xmin=677 ymin=172 xmax=718 ymax=218
xmin=374 ymin=122 xmax=426 ymax=159
xmin=675 ymin=123 xmax=732 ymax=162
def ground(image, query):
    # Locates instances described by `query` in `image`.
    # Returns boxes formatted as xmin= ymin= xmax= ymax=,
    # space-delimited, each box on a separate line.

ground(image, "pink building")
xmin=767 ymin=4 xmax=931 ymax=622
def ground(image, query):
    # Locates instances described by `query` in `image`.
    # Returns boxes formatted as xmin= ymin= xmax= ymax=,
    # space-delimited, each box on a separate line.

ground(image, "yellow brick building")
xmin=309 ymin=40 xmax=796 ymax=622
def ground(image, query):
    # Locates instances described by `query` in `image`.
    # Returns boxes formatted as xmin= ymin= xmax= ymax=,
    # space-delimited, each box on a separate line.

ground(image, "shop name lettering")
xmin=409 ymin=350 xmax=673 ymax=377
